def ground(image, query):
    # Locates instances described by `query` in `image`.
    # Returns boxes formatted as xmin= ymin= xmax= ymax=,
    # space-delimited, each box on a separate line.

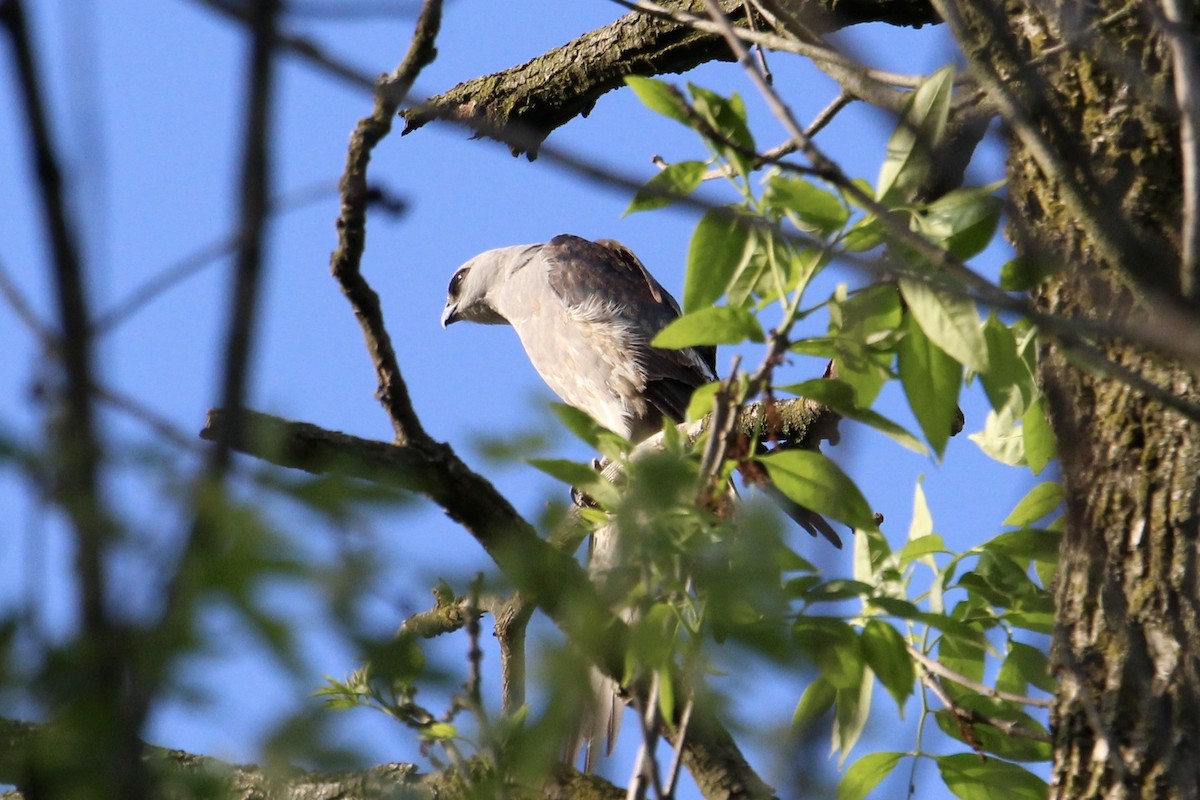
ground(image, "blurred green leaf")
xmin=833 ymin=668 xmax=874 ymax=763
xmin=685 ymin=209 xmax=753 ymax=311
xmin=653 ymin=305 xmax=764 ymax=348
xmin=760 ymin=450 xmax=879 ymax=531
xmin=897 ymin=313 xmax=962 ymax=456
xmin=839 ymin=752 xmax=904 ymax=800
xmin=626 ymin=160 xmax=708 ymax=214
xmin=919 ymin=186 xmax=1003 ymax=260
xmin=939 ymin=621 xmax=986 ymax=682
xmin=689 ymin=84 xmax=755 ymax=176
xmin=826 ymin=284 xmax=904 ymax=406
xmin=899 ymin=533 xmax=946 ymax=567
xmin=1022 ymin=396 xmax=1056 ymax=475
xmin=969 ymin=408 xmax=1026 ymax=466
xmin=937 ymin=753 xmax=1048 ymax=799
xmin=793 ymin=677 xmax=837 ymax=728
xmin=983 ymin=527 xmax=1061 ymax=565
xmin=934 ymin=707 xmax=1052 ymax=762
xmin=527 ymin=458 xmax=620 ymax=508
xmin=861 ymin=620 xmax=914 ymax=710
xmin=764 ymin=175 xmax=849 ymax=234
xmin=422 ymin=722 xmax=457 ymax=741
xmin=999 ymin=256 xmax=1059 ymax=291
xmin=794 ymin=617 xmax=863 ymax=689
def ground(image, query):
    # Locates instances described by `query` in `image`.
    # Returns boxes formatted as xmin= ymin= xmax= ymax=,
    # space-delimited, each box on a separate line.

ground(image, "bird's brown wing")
xmin=543 ymin=234 xmax=716 ymax=425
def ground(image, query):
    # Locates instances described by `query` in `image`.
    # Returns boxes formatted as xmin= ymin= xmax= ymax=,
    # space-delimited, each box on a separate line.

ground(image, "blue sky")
xmin=0 ymin=2 xmax=1046 ymax=797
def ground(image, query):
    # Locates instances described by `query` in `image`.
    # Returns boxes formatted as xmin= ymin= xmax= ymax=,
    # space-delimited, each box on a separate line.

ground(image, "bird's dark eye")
xmin=448 ymin=267 xmax=469 ymax=297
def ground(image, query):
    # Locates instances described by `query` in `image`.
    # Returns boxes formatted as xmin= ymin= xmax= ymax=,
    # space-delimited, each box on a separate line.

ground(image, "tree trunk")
xmin=950 ymin=2 xmax=1200 ymax=797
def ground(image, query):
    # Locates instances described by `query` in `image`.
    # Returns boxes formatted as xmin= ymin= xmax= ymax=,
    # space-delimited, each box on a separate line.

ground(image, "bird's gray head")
xmin=441 ymin=243 xmax=542 ymax=328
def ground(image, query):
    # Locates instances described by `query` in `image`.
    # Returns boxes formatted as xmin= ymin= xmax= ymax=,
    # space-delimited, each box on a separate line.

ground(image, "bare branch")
xmin=198 ymin=406 xmax=782 ymax=800
xmin=402 ymin=0 xmax=938 ymax=155
xmin=329 ymin=0 xmax=443 ymax=445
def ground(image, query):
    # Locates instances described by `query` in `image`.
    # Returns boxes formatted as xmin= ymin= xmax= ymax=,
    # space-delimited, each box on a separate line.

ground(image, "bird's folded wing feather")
xmin=543 ymin=235 xmax=715 ymax=426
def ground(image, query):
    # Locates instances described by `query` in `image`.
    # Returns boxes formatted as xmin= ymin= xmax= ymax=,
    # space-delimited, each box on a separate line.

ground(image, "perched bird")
xmin=442 ymin=234 xmax=717 ymax=443
xmin=442 ymin=234 xmax=839 ymax=766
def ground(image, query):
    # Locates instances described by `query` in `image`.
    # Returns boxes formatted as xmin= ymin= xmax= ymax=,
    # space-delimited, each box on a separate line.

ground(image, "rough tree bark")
xmin=942 ymin=2 xmax=1200 ymax=798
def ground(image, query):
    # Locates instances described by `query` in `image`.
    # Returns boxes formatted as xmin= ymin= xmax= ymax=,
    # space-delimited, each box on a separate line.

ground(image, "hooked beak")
xmin=441 ymin=301 xmax=461 ymax=328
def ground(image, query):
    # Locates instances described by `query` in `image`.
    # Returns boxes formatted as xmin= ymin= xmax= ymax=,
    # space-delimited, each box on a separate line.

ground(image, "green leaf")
xmin=1003 ymin=482 xmax=1064 ymax=527
xmin=760 ymin=450 xmax=878 ymax=531
xmin=842 ymin=215 xmax=885 ymax=251
xmin=939 ymin=623 xmax=986 ymax=682
xmin=689 ymin=84 xmax=755 ymax=176
xmin=653 ymin=306 xmax=764 ymax=349
xmin=937 ymin=753 xmax=1049 ymax=799
xmin=897 ymin=314 xmax=962 ymax=457
xmin=794 ymin=618 xmax=864 ymax=689
xmin=624 ymin=76 xmax=689 ymax=123
xmin=839 ymin=752 xmax=904 ymax=800
xmin=626 ymin=160 xmax=708 ymax=214
xmin=793 ymin=677 xmax=837 ymax=728
xmin=899 ymin=279 xmax=989 ymax=373
xmin=833 ymin=668 xmax=874 ymax=763
xmin=527 ymin=458 xmax=620 ymax=508
xmin=422 ymin=722 xmax=458 ymax=741
xmin=764 ymin=175 xmax=849 ymax=234
xmin=779 ymin=378 xmax=926 ymax=454
xmin=984 ymin=527 xmax=1062 ymax=564
xmin=979 ymin=316 xmax=1034 ymax=417
xmin=998 ymin=641 xmax=1055 ymax=694
xmin=877 ymin=66 xmax=956 ymax=202
xmin=548 ymin=402 xmax=627 ymax=451
xmin=899 ymin=533 xmax=946 ymax=567
xmin=685 ymin=209 xmax=753 ymax=311
xmin=861 ymin=620 xmax=914 ymax=710
xmin=827 ymin=284 xmax=904 ymax=407
xmin=999 ymin=255 xmax=1059 ymax=291
xmin=919 ymin=186 xmax=1003 ymax=260
xmin=685 ymin=380 xmax=720 ymax=422
xmin=969 ymin=408 xmax=1026 ymax=466
xmin=933 ymin=708 xmax=1052 ymax=762
xmin=907 ymin=479 xmax=934 ymax=541
xmin=1022 ymin=396 xmax=1056 ymax=475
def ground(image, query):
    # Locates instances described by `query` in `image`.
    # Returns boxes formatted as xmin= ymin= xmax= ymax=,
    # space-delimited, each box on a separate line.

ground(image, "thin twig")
xmin=193 ymin=0 xmax=376 ymax=92
xmin=0 ymin=257 xmax=54 ymax=345
xmin=907 ymin=645 xmax=1053 ymax=708
xmin=1158 ymin=0 xmax=1200 ymax=300
xmin=627 ymin=674 xmax=664 ymax=800
xmin=615 ymin=0 xmax=924 ymax=90
xmin=662 ymin=697 xmax=693 ymax=799
xmin=206 ymin=0 xmax=280 ymax=475
xmin=917 ymin=667 xmax=1051 ymax=745
xmin=328 ymin=0 xmax=442 ymax=445
xmin=92 ymin=180 xmax=345 ymax=336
